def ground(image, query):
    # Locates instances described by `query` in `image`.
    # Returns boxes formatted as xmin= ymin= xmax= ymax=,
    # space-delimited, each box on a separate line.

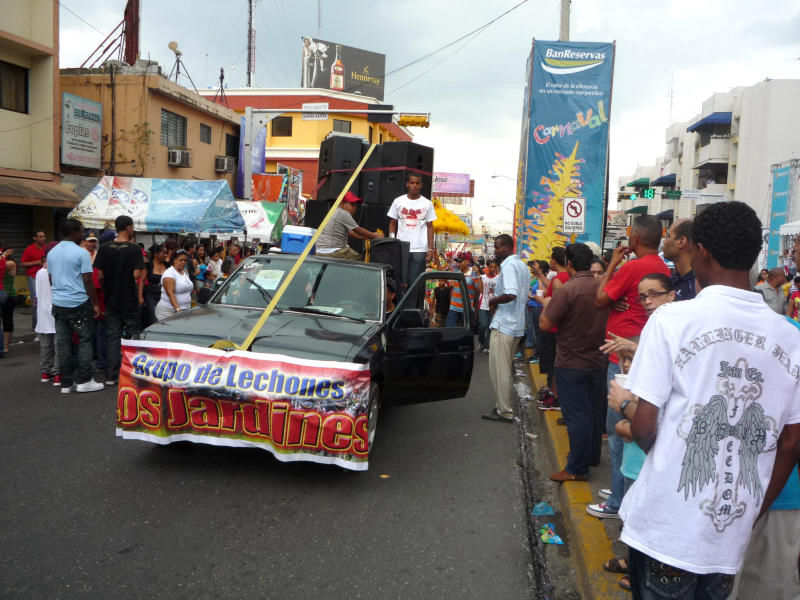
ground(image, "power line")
xmin=0 ymin=113 xmax=58 ymax=134
xmin=384 ymin=0 xmax=530 ymax=79
xmin=58 ymin=0 xmax=107 ymax=36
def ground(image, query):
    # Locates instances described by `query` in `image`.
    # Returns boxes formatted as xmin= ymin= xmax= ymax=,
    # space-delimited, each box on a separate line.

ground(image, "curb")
xmin=527 ymin=360 xmax=625 ymax=600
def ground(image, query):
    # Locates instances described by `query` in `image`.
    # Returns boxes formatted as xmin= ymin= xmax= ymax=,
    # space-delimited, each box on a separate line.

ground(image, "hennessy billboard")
xmin=301 ymin=37 xmax=386 ymax=100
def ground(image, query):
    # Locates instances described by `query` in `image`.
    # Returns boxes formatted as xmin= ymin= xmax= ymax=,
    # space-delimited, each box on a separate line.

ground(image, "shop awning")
xmin=625 ymin=205 xmax=648 ymax=214
xmin=625 ymin=177 xmax=650 ymax=187
xmin=780 ymin=221 xmax=800 ymax=236
xmin=651 ymin=173 xmax=676 ymax=187
xmin=656 ymin=209 xmax=674 ymax=220
xmin=0 ymin=176 xmax=81 ymax=208
xmin=687 ymin=112 xmax=732 ymax=133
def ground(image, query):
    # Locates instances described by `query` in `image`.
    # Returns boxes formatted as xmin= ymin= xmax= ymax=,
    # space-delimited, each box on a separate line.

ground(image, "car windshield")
xmin=212 ymin=256 xmax=383 ymax=321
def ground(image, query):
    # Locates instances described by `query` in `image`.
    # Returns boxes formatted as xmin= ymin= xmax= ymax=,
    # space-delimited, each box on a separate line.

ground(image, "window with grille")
xmin=199 ymin=123 xmax=211 ymax=144
xmin=225 ymin=133 xmax=239 ymax=157
xmin=0 ymin=60 xmax=28 ymax=114
xmin=271 ymin=116 xmax=292 ymax=137
xmin=160 ymin=109 xmax=187 ymax=147
xmin=333 ymin=119 xmax=351 ymax=133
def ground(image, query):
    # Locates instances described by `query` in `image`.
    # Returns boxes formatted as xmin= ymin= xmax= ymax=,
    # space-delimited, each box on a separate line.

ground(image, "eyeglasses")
xmin=174 ymin=249 xmax=188 ymax=256
xmin=638 ymin=290 xmax=670 ymax=303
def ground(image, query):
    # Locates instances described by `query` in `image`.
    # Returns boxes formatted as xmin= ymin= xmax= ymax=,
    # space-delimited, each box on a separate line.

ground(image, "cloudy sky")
xmin=59 ymin=0 xmax=800 ymax=231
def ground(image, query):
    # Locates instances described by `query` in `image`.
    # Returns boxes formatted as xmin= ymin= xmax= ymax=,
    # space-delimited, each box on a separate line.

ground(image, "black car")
xmin=140 ymin=254 xmax=475 ymax=449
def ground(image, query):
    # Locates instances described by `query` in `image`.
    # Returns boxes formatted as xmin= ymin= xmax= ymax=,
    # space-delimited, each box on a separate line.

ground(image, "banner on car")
xmin=515 ymin=40 xmax=614 ymax=258
xmin=301 ymin=37 xmax=385 ymax=100
xmin=116 ymin=340 xmax=372 ymax=471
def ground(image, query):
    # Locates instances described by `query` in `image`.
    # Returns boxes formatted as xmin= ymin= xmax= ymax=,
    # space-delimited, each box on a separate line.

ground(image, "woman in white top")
xmin=155 ymin=250 xmax=194 ymax=321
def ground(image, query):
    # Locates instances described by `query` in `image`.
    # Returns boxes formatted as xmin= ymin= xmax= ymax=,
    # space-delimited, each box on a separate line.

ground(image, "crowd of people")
xmin=0 ymin=216 xmax=258 ymax=391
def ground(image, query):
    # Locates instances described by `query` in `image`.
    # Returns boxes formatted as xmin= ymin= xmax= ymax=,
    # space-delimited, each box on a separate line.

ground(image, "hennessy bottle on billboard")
xmin=330 ymin=44 xmax=344 ymax=91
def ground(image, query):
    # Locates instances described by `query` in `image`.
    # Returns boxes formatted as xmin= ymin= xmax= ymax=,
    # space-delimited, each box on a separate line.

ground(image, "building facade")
xmin=199 ymin=88 xmax=412 ymax=198
xmin=617 ymin=80 xmax=800 ymax=228
xmin=60 ymin=61 xmax=240 ymax=188
xmin=0 ymin=0 xmax=80 ymax=256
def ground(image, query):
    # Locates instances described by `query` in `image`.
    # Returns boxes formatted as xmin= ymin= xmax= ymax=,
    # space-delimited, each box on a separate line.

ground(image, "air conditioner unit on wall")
xmin=168 ymin=148 xmax=191 ymax=168
xmin=215 ymin=156 xmax=234 ymax=173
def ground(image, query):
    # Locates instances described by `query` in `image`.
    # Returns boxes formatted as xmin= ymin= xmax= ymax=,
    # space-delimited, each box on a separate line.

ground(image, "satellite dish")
xmin=168 ymin=41 xmax=178 ymax=52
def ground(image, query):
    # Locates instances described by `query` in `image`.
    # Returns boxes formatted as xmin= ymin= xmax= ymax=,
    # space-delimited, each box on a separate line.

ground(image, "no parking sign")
xmin=563 ymin=197 xmax=585 ymax=234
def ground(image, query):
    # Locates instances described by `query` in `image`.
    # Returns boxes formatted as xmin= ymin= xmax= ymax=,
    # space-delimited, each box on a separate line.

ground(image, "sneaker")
xmin=482 ymin=348 xmax=490 ymax=354
xmin=586 ymin=502 xmax=620 ymax=519
xmin=76 ymin=379 xmax=104 ymax=393
xmin=528 ymin=356 xmax=539 ymax=364
xmin=53 ymin=375 xmax=62 ymax=387
xmin=41 ymin=373 xmax=52 ymax=383
xmin=104 ymin=379 xmax=118 ymax=386
xmin=535 ymin=386 xmax=550 ymax=402
xmin=61 ymin=385 xmax=74 ymax=394
xmin=34 ymin=335 xmax=40 ymax=343
xmin=598 ymin=488 xmax=612 ymax=500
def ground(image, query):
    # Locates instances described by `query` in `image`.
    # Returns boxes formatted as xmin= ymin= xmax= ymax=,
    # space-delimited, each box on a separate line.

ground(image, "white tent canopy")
xmin=780 ymin=220 xmax=800 ymax=236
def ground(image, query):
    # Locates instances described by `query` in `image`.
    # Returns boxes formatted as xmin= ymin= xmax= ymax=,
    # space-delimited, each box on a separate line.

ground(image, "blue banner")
xmin=515 ymin=41 xmax=614 ymax=258
xmin=768 ymin=166 xmax=791 ymax=268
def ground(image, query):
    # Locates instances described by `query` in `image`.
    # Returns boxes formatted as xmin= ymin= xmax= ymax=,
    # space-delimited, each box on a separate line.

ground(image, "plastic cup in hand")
xmin=614 ymin=373 xmax=627 ymax=387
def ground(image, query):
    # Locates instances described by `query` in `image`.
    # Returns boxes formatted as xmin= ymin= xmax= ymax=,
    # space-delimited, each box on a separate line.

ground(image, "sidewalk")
xmin=526 ymin=354 xmax=630 ymax=600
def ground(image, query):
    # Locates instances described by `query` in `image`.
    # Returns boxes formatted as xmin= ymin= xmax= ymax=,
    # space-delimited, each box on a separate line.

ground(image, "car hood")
xmin=141 ymin=305 xmax=381 ymax=362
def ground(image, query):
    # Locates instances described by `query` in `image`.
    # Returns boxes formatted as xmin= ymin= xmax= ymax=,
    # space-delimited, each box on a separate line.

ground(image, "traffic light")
xmin=396 ymin=114 xmax=430 ymax=128
xmin=630 ymin=193 xmax=638 ymax=200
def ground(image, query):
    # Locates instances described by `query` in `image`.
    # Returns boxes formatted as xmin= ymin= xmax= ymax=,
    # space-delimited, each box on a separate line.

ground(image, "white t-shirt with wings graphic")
xmin=620 ymin=285 xmax=800 ymax=574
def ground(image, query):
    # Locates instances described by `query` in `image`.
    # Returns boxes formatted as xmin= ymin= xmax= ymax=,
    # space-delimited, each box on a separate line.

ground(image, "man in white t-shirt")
xmin=387 ymin=174 xmax=437 ymax=286
xmin=620 ymin=201 xmax=800 ymax=597
xmin=477 ymin=259 xmax=499 ymax=352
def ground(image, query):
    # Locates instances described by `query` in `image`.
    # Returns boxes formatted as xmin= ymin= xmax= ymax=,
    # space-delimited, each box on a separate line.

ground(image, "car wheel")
xmin=367 ymin=383 xmax=381 ymax=450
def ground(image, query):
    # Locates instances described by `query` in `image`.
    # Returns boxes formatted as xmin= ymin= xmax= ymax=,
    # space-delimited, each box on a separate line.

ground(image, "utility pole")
xmin=247 ymin=0 xmax=255 ymax=87
xmin=559 ymin=0 xmax=570 ymax=42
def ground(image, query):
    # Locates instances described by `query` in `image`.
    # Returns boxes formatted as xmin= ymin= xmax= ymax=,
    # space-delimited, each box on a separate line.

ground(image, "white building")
xmin=617 ymin=79 xmax=800 ymax=226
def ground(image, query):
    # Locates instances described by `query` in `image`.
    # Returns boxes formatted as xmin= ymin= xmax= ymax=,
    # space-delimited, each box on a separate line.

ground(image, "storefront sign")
xmin=301 ymin=102 xmax=329 ymax=120
xmin=116 ymin=340 xmax=372 ymax=470
xmin=433 ymin=172 xmax=471 ymax=195
xmin=515 ymin=41 xmax=614 ymax=257
xmin=61 ymin=93 xmax=102 ymax=169
xmin=301 ymin=37 xmax=385 ymax=100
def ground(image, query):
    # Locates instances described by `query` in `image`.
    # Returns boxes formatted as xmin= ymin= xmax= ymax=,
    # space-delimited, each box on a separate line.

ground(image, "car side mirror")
xmin=395 ymin=308 xmax=425 ymax=329
xmin=197 ymin=287 xmax=214 ymax=305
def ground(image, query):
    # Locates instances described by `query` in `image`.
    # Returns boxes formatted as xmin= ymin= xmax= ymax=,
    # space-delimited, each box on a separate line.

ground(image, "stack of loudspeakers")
xmin=309 ymin=138 xmax=435 ymax=258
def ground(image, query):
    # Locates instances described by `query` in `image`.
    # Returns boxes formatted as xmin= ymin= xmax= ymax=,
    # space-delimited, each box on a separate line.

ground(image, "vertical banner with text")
xmin=768 ymin=166 xmax=791 ymax=268
xmin=516 ymin=41 xmax=614 ymax=258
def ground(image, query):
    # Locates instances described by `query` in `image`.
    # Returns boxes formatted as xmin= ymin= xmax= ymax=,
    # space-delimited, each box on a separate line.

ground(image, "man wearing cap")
xmin=316 ymin=191 xmax=383 ymax=260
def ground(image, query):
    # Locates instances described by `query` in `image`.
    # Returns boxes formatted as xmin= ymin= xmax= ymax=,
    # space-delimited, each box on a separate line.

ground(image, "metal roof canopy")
xmin=625 ymin=205 xmax=648 ymax=214
xmin=625 ymin=177 xmax=650 ymax=187
xmin=687 ymin=112 xmax=732 ymax=133
xmin=651 ymin=173 xmax=676 ymax=187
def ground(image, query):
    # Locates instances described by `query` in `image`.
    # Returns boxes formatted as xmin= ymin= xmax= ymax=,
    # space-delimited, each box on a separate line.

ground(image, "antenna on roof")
xmin=213 ymin=68 xmax=229 ymax=107
xmin=167 ymin=41 xmax=199 ymax=94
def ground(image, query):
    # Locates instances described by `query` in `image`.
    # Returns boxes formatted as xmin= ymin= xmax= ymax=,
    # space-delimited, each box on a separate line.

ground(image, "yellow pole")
xmin=210 ymin=143 xmax=378 ymax=351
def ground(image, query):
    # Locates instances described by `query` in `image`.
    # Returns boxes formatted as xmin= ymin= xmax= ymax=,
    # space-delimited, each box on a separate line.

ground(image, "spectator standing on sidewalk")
xmin=537 ymin=248 xmax=569 ymax=410
xmin=477 ymin=259 xmax=499 ymax=352
xmin=430 ymin=279 xmax=451 ymax=328
xmin=387 ymin=174 xmax=437 ymax=286
xmin=621 ymin=201 xmax=800 ymax=598
xmin=755 ymin=267 xmax=788 ymax=314
xmin=20 ymin=230 xmax=46 ymax=333
xmin=540 ymin=243 xmax=609 ymax=481
xmin=662 ymin=218 xmax=696 ymax=301
xmin=1 ymin=247 xmax=17 ymax=354
xmin=593 ymin=214 xmax=670 ymax=519
xmin=35 ymin=242 xmax=59 ymax=386
xmin=446 ymin=256 xmax=481 ymax=328
xmin=481 ymin=234 xmax=529 ymax=423
xmin=47 ymin=218 xmax=103 ymax=393
xmin=93 ymin=215 xmax=145 ymax=386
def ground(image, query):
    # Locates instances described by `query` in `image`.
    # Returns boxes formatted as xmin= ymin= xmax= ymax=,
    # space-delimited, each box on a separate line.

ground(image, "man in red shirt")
xmin=590 ymin=215 xmax=670 ymax=519
xmin=20 ymin=230 xmax=46 ymax=332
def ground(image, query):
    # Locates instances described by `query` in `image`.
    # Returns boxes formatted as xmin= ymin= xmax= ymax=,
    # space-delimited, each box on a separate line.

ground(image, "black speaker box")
xmin=379 ymin=141 xmax=434 ymax=201
xmin=358 ymin=143 xmax=383 ymax=205
xmin=368 ymin=237 xmax=410 ymax=287
xmin=303 ymin=199 xmax=334 ymax=229
xmin=317 ymin=136 xmax=363 ymax=201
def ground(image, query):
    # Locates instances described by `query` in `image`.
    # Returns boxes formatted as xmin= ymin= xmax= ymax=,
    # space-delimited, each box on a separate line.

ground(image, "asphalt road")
xmin=1 ymin=341 xmax=541 ymax=599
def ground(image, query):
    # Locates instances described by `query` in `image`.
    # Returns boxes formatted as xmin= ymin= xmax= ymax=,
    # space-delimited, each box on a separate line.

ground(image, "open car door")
xmin=382 ymin=271 xmax=475 ymax=403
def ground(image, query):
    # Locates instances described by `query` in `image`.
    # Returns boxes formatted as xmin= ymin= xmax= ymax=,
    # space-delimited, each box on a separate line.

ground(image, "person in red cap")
xmin=315 ymin=191 xmax=383 ymax=260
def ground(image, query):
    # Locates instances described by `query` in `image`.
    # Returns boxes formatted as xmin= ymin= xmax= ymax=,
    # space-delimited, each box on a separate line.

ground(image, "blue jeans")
xmin=27 ymin=275 xmax=37 ymax=331
xmin=628 ymin=547 xmax=734 ymax=600
xmin=105 ymin=306 xmax=141 ymax=382
xmin=94 ymin=319 xmax=107 ymax=370
xmin=478 ymin=309 xmax=492 ymax=348
xmin=606 ymin=361 xmax=625 ymax=511
xmin=445 ymin=308 xmax=465 ymax=328
xmin=407 ymin=252 xmax=427 ymax=287
xmin=555 ymin=366 xmax=606 ymax=477
xmin=525 ymin=304 xmax=540 ymax=349
xmin=52 ymin=301 xmax=95 ymax=387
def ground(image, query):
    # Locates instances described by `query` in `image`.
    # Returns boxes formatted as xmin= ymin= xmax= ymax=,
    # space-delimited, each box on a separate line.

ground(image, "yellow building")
xmin=0 ymin=0 xmax=79 ymax=253
xmin=198 ymin=88 xmax=411 ymax=198
xmin=60 ymin=61 xmax=240 ymax=188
